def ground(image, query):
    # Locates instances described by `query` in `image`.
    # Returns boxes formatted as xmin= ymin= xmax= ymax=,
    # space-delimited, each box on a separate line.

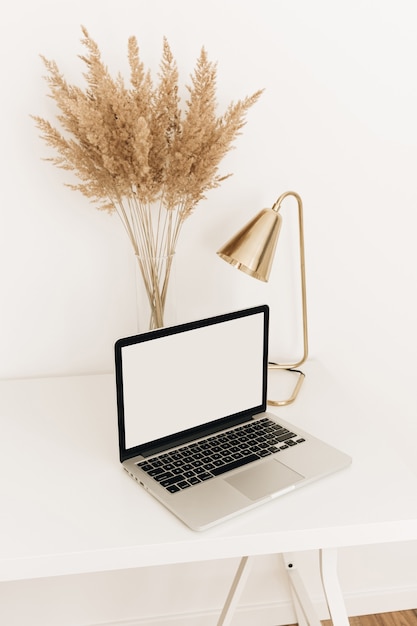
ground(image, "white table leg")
xmin=218 ymin=548 xmax=349 ymax=626
xmin=282 ymin=553 xmax=322 ymax=626
xmin=216 ymin=555 xmax=253 ymax=626
xmin=320 ymin=548 xmax=350 ymax=626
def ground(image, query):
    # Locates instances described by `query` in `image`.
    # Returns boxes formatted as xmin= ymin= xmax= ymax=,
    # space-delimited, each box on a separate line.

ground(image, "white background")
xmin=1 ymin=0 xmax=416 ymax=624
xmin=2 ymin=0 xmax=415 ymax=389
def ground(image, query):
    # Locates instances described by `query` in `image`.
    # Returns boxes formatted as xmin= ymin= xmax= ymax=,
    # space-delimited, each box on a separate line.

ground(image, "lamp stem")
xmin=268 ymin=191 xmax=308 ymax=406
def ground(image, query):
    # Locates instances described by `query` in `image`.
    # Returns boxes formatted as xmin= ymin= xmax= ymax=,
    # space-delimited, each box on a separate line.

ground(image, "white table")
xmin=1 ymin=361 xmax=416 ymax=625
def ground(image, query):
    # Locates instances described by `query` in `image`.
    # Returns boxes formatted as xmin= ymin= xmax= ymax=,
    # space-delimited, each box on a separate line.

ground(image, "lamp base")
xmin=267 ymin=365 xmax=305 ymax=407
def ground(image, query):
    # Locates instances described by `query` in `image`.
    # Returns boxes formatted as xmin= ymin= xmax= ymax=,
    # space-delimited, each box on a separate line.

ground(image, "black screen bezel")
xmin=115 ymin=305 xmax=269 ymax=462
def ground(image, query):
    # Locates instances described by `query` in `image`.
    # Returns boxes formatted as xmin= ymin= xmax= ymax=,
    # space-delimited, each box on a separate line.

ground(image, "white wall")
xmin=1 ymin=0 xmax=416 ymax=624
xmin=3 ymin=0 xmax=415 ymax=385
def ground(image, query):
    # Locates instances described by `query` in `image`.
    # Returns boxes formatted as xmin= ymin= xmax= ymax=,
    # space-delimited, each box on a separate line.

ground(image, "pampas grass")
xmin=33 ymin=26 xmax=263 ymax=328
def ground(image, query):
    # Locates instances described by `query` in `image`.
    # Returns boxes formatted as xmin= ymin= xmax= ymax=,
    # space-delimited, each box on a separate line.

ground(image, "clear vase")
xmin=135 ymin=253 xmax=176 ymax=331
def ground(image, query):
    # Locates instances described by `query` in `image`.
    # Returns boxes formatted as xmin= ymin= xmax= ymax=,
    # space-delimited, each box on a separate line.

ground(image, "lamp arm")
xmin=269 ymin=191 xmax=309 ymax=370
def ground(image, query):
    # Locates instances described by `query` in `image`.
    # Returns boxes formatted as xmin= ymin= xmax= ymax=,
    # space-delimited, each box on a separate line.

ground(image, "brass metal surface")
xmin=217 ymin=208 xmax=282 ymax=282
xmin=217 ymin=191 xmax=308 ymax=406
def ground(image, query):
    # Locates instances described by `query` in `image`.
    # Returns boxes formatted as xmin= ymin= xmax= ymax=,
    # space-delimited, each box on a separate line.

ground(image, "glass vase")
xmin=135 ymin=253 xmax=176 ymax=331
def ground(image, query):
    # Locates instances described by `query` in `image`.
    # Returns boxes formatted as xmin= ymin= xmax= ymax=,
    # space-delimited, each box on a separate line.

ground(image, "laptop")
xmin=115 ymin=305 xmax=351 ymax=531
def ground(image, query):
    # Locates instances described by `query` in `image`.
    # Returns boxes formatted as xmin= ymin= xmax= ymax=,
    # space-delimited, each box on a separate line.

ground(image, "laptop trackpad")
xmin=225 ymin=459 xmax=304 ymax=501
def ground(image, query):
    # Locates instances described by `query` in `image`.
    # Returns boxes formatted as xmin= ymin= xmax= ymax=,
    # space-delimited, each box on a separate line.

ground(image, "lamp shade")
xmin=217 ymin=208 xmax=282 ymax=282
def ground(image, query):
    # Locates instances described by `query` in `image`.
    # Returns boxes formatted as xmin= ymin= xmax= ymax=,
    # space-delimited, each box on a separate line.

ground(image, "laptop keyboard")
xmin=136 ymin=417 xmax=306 ymax=494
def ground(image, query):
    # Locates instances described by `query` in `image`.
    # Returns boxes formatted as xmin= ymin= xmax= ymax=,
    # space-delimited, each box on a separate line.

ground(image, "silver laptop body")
xmin=115 ymin=305 xmax=351 ymax=531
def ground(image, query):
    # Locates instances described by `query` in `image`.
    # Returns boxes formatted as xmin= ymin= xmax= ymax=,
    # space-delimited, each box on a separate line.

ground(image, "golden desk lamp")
xmin=217 ymin=191 xmax=308 ymax=406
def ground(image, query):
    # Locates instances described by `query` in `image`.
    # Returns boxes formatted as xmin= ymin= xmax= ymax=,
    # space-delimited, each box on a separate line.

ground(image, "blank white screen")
xmin=121 ymin=312 xmax=265 ymax=449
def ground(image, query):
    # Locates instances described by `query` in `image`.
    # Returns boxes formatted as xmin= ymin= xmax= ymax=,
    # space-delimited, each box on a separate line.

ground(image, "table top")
xmin=1 ymin=361 xmax=416 ymax=582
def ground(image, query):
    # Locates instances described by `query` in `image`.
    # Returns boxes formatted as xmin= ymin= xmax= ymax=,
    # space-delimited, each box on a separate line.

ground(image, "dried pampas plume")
xmin=32 ymin=26 xmax=263 ymax=327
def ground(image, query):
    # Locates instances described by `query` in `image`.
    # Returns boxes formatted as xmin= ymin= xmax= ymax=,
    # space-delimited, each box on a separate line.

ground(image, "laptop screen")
xmin=115 ymin=305 xmax=269 ymax=460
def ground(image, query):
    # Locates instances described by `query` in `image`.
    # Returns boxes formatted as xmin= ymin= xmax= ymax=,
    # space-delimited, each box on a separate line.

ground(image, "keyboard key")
xmin=259 ymin=449 xmax=272 ymax=457
xmin=189 ymin=477 xmax=201 ymax=485
xmin=177 ymin=481 xmax=191 ymax=489
xmin=160 ymin=475 xmax=183 ymax=487
xmin=154 ymin=471 xmax=174 ymax=481
xmin=148 ymin=467 xmax=164 ymax=477
xmin=137 ymin=463 xmax=153 ymax=472
xmin=197 ymin=472 xmax=212 ymax=481
xmin=211 ymin=453 xmax=260 ymax=477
